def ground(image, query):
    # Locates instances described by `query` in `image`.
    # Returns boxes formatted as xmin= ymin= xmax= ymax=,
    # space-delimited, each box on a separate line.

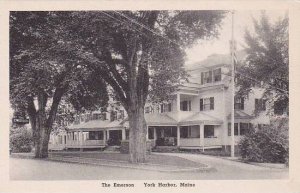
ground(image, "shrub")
xmin=239 ymin=117 xmax=288 ymax=164
xmin=10 ymin=126 xmax=33 ymax=153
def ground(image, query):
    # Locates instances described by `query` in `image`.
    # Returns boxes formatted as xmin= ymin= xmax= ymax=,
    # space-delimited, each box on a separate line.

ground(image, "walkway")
xmin=153 ymin=152 xmax=288 ymax=179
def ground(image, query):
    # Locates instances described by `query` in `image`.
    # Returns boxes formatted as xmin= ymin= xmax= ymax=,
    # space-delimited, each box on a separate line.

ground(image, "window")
xmin=180 ymin=125 xmax=200 ymax=138
xmin=160 ymin=103 xmax=172 ymax=113
xmin=200 ymin=97 xmax=214 ymax=111
xmin=234 ymin=97 xmax=244 ymax=110
xmin=88 ymin=131 xmax=104 ymax=140
xmin=118 ymin=110 xmax=125 ymax=119
xmin=125 ymin=130 xmax=129 ymax=140
xmin=228 ymin=123 xmax=239 ymax=136
xmin=92 ymin=113 xmax=101 ymax=120
xmin=204 ymin=125 xmax=215 ymax=138
xmin=148 ymin=127 xmax=155 ymax=139
xmin=180 ymin=100 xmax=191 ymax=111
xmin=234 ymin=123 xmax=238 ymax=136
xmin=255 ymin=99 xmax=266 ymax=111
xmin=213 ymin=68 xmax=221 ymax=82
xmin=201 ymin=71 xmax=212 ymax=84
xmin=240 ymin=123 xmax=250 ymax=135
xmin=110 ymin=111 xmax=117 ymax=121
xmin=228 ymin=123 xmax=231 ymax=136
xmin=100 ymin=113 xmax=107 ymax=120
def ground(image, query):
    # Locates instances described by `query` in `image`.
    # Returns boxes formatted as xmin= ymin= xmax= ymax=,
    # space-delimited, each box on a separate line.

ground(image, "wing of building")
xmin=49 ymin=51 xmax=281 ymax=152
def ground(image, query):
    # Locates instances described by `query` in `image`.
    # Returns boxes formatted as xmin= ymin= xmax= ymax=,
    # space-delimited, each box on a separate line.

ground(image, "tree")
xmin=10 ymin=12 xmax=109 ymax=158
xmin=237 ymin=12 xmax=289 ymax=114
xmin=60 ymin=11 xmax=226 ymax=163
xmin=10 ymin=11 xmax=226 ymax=162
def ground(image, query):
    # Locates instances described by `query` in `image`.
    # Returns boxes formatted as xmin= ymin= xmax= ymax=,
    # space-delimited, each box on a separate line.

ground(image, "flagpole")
xmin=230 ymin=10 xmax=235 ymax=158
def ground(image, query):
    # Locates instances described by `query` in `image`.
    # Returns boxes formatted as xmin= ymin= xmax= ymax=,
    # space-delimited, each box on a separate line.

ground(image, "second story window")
xmin=201 ymin=68 xmax=222 ymax=84
xmin=160 ymin=103 xmax=172 ymax=113
xmin=255 ymin=99 xmax=266 ymax=111
xmin=234 ymin=97 xmax=244 ymax=110
xmin=201 ymin=71 xmax=212 ymax=84
xmin=110 ymin=111 xmax=117 ymax=121
xmin=180 ymin=100 xmax=191 ymax=111
xmin=200 ymin=97 xmax=214 ymax=111
xmin=213 ymin=68 xmax=221 ymax=82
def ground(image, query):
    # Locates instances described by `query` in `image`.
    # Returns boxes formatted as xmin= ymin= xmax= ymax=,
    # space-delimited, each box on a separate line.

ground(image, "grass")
xmin=49 ymin=151 xmax=205 ymax=168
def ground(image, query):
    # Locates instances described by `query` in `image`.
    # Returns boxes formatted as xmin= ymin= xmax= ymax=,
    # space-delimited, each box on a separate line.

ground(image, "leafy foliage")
xmin=237 ymin=12 xmax=289 ymax=114
xmin=9 ymin=11 xmax=226 ymax=160
xmin=239 ymin=117 xmax=288 ymax=164
xmin=10 ymin=126 xmax=33 ymax=153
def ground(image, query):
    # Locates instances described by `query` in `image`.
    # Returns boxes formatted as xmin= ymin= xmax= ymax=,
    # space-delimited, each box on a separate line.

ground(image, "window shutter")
xmin=210 ymin=97 xmax=214 ymax=110
xmin=188 ymin=101 xmax=191 ymax=111
xmin=208 ymin=71 xmax=212 ymax=83
xmin=255 ymin=99 xmax=259 ymax=110
xmin=201 ymin=72 xmax=204 ymax=84
xmin=241 ymin=97 xmax=244 ymax=110
xmin=200 ymin=99 xmax=203 ymax=111
xmin=168 ymin=103 xmax=172 ymax=112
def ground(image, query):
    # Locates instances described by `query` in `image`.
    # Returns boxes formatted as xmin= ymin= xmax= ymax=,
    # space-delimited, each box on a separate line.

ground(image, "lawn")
xmin=49 ymin=151 xmax=205 ymax=168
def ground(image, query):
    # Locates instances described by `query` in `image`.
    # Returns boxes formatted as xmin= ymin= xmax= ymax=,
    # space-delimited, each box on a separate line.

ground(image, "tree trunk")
xmin=34 ymin=126 xmax=51 ymax=158
xmin=128 ymin=104 xmax=147 ymax=163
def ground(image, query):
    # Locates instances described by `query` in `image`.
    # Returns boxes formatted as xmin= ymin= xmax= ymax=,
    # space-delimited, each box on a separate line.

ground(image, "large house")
xmin=49 ymin=52 xmax=277 ymax=152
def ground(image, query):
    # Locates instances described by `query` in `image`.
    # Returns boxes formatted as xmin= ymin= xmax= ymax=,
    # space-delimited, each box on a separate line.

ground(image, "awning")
xmin=179 ymin=112 xmax=223 ymax=125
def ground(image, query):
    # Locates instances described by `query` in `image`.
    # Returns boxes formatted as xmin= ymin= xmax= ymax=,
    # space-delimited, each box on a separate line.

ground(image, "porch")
xmin=148 ymin=124 xmax=223 ymax=150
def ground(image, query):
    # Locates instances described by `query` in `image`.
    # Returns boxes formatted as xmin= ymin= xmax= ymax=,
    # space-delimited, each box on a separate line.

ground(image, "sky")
xmin=185 ymin=10 xmax=288 ymax=66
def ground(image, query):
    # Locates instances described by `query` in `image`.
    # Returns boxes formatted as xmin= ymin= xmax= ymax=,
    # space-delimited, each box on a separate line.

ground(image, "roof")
xmin=144 ymin=113 xmax=178 ymax=126
xmin=186 ymin=50 xmax=247 ymax=70
xmin=68 ymin=119 xmax=123 ymax=130
xmin=227 ymin=110 xmax=254 ymax=120
xmin=179 ymin=112 xmax=223 ymax=125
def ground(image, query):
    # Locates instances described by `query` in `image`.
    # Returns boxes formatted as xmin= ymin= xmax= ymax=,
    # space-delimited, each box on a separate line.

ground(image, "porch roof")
xmin=179 ymin=112 xmax=223 ymax=125
xmin=227 ymin=110 xmax=253 ymax=120
xmin=68 ymin=119 xmax=124 ymax=131
xmin=144 ymin=113 xmax=178 ymax=126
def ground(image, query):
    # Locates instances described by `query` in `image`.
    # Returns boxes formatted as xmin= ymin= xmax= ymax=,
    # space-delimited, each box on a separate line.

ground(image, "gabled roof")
xmin=227 ymin=110 xmax=253 ymax=120
xmin=179 ymin=112 xmax=223 ymax=125
xmin=144 ymin=113 xmax=178 ymax=126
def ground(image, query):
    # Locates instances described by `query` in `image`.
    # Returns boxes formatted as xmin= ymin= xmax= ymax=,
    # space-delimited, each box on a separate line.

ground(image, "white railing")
xmin=203 ymin=137 xmax=221 ymax=146
xmin=180 ymin=138 xmax=201 ymax=146
xmin=83 ymin=140 xmax=105 ymax=146
xmin=66 ymin=139 xmax=105 ymax=147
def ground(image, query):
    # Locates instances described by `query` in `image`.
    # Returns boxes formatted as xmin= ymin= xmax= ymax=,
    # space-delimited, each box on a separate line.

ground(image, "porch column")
xmin=107 ymin=130 xmax=110 ymax=139
xmin=154 ymin=127 xmax=157 ymax=140
xmin=200 ymin=124 xmax=204 ymax=152
xmin=177 ymin=93 xmax=180 ymax=111
xmin=177 ymin=126 xmax=180 ymax=147
xmin=122 ymin=129 xmax=126 ymax=140
xmin=146 ymin=126 xmax=149 ymax=140
xmin=103 ymin=130 xmax=107 ymax=141
xmin=80 ymin=131 xmax=83 ymax=151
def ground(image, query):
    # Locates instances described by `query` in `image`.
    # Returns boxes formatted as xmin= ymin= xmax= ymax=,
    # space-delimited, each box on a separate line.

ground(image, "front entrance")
xmin=108 ymin=130 xmax=122 ymax=146
xmin=153 ymin=126 xmax=177 ymax=146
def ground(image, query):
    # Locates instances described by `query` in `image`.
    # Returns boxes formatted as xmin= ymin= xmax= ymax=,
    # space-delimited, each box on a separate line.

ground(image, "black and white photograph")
xmin=1 ymin=1 xmax=299 ymax=193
